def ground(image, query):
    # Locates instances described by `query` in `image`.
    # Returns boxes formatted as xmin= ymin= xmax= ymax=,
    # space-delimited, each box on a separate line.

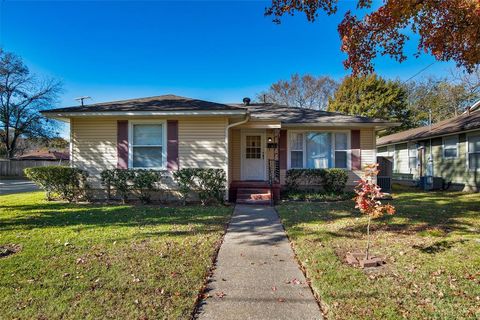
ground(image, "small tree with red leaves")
xmin=354 ymin=163 xmax=395 ymax=260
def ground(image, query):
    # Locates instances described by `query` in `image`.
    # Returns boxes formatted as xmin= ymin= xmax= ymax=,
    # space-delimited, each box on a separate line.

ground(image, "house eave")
xmin=41 ymin=109 xmax=248 ymax=120
xmin=281 ymin=122 xmax=400 ymax=129
xmin=377 ymin=127 xmax=480 ymax=147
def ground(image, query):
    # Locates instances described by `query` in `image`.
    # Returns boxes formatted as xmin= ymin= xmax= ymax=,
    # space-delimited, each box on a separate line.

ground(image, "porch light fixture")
xmin=267 ymin=137 xmax=273 ymax=143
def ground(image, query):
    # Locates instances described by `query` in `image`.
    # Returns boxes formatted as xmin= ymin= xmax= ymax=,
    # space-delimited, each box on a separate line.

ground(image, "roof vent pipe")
xmin=242 ymin=97 xmax=251 ymax=106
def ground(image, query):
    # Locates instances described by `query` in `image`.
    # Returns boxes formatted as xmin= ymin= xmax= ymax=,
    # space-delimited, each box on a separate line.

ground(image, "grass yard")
xmin=0 ymin=192 xmax=231 ymax=319
xmin=277 ymin=185 xmax=480 ymax=320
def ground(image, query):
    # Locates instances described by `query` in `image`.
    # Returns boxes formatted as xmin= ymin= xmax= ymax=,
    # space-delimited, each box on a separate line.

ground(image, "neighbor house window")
xmin=408 ymin=143 xmax=418 ymax=171
xmin=443 ymin=135 xmax=458 ymax=158
xmin=289 ymin=131 xmax=349 ymax=169
xmin=468 ymin=133 xmax=480 ymax=170
xmin=130 ymin=122 xmax=165 ymax=168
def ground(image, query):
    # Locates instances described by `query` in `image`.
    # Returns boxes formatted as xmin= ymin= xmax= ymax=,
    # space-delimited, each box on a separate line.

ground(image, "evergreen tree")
xmin=328 ymin=74 xmax=413 ymax=134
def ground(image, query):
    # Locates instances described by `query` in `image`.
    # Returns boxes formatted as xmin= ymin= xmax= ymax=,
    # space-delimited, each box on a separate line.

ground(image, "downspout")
xmin=224 ymin=113 xmax=250 ymax=200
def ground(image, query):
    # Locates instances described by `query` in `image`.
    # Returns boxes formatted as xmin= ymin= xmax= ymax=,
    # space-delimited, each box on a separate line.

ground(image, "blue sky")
xmin=1 ymin=1 xmax=454 ymax=111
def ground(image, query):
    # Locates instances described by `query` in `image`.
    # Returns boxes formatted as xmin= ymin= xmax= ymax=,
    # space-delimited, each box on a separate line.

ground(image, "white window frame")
xmin=289 ymin=132 xmax=304 ymax=169
xmin=408 ymin=142 xmax=418 ymax=171
xmin=467 ymin=132 xmax=480 ymax=172
xmin=128 ymin=120 xmax=167 ymax=169
xmin=287 ymin=130 xmax=351 ymax=170
xmin=442 ymin=135 xmax=458 ymax=159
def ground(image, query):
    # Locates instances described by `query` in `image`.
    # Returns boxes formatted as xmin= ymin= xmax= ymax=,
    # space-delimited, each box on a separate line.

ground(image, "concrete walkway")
xmin=196 ymin=205 xmax=322 ymax=320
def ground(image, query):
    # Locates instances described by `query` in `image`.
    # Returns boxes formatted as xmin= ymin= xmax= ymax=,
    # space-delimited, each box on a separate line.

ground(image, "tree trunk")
xmin=365 ymin=216 xmax=371 ymax=260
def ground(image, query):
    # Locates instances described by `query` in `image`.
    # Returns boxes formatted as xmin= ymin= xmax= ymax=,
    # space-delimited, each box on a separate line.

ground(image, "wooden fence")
xmin=0 ymin=160 xmax=70 ymax=178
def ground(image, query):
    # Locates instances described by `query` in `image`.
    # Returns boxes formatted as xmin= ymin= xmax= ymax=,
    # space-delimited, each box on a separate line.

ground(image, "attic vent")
xmin=243 ymin=97 xmax=251 ymax=106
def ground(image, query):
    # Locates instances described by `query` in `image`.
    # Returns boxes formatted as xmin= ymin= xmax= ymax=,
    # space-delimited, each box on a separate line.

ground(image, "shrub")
xmin=285 ymin=169 xmax=325 ymax=191
xmin=132 ymin=170 xmax=162 ymax=204
xmin=173 ymin=168 xmax=226 ymax=205
xmin=195 ymin=169 xmax=226 ymax=205
xmin=172 ymin=168 xmax=197 ymax=205
xmin=322 ymin=168 xmax=349 ymax=193
xmin=286 ymin=168 xmax=349 ymax=193
xmin=100 ymin=169 xmax=115 ymax=200
xmin=101 ymin=169 xmax=163 ymax=204
xmin=103 ymin=169 xmax=135 ymax=204
xmin=24 ymin=166 xmax=89 ymax=202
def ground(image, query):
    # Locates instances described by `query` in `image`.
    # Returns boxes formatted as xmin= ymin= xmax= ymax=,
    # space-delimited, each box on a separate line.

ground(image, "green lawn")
xmin=0 ymin=192 xmax=231 ymax=319
xmin=277 ymin=185 xmax=480 ymax=320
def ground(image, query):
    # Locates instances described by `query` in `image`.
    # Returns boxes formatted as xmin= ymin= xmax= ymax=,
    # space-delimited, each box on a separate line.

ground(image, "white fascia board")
xmin=42 ymin=110 xmax=247 ymax=119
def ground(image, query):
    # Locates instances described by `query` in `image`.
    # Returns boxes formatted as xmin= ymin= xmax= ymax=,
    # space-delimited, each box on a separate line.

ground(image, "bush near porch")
xmin=0 ymin=192 xmax=231 ymax=319
xmin=283 ymin=168 xmax=350 ymax=201
xmin=277 ymin=184 xmax=480 ymax=319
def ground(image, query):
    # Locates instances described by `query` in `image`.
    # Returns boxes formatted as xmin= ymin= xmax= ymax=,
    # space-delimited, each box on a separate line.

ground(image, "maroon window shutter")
xmin=351 ymin=130 xmax=361 ymax=170
xmin=117 ymin=120 xmax=129 ymax=169
xmin=279 ymin=129 xmax=287 ymax=170
xmin=167 ymin=120 xmax=179 ymax=171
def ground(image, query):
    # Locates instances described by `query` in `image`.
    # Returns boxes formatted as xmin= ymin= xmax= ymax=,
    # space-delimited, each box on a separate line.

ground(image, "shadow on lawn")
xmin=280 ymin=187 xmax=480 ymax=239
xmin=412 ymin=239 xmax=469 ymax=254
xmin=0 ymin=201 xmax=229 ymax=234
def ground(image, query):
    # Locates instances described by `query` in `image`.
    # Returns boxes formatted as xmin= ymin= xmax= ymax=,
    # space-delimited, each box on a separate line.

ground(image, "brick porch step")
xmin=236 ymin=187 xmax=272 ymax=205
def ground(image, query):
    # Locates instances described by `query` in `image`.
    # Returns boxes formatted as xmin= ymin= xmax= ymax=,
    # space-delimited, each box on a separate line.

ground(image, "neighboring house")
xmin=0 ymin=150 xmax=69 ymax=178
xmin=42 ymin=94 xmax=396 ymax=201
xmin=377 ymin=104 xmax=480 ymax=192
xmin=15 ymin=150 xmax=69 ymax=161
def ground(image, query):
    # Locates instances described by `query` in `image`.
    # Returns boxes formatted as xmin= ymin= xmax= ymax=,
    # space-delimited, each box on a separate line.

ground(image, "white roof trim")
xmin=42 ymin=110 xmax=247 ymax=119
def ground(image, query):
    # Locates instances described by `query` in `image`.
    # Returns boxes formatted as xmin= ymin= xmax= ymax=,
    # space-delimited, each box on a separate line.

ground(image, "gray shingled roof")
xmin=43 ymin=94 xmax=245 ymax=113
xmin=377 ymin=110 xmax=480 ymax=146
xmin=42 ymin=94 xmax=395 ymax=125
xmin=241 ymin=103 xmax=392 ymax=124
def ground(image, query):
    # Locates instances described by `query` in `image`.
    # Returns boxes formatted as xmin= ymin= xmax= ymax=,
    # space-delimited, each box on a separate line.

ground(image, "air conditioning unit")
xmin=420 ymin=176 xmax=444 ymax=191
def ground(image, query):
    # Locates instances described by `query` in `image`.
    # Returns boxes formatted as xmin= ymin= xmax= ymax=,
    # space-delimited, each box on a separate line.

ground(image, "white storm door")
xmin=241 ymin=131 xmax=266 ymax=180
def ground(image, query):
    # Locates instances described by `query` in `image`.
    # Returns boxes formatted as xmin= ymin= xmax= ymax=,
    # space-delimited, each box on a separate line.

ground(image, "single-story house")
xmin=377 ymin=103 xmax=480 ymax=192
xmin=42 ymin=94 xmax=397 ymax=202
xmin=15 ymin=150 xmax=69 ymax=161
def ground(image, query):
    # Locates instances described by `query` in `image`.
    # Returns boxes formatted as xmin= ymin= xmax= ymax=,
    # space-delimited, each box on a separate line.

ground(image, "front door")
xmin=241 ymin=130 xmax=265 ymax=180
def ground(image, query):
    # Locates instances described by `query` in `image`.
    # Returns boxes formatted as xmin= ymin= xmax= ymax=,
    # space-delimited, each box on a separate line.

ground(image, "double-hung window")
xmin=289 ymin=132 xmax=304 ymax=168
xmin=130 ymin=122 xmax=165 ymax=169
xmin=443 ymin=135 xmax=458 ymax=159
xmin=468 ymin=133 xmax=480 ymax=171
xmin=334 ymin=133 xmax=348 ymax=168
xmin=408 ymin=143 xmax=418 ymax=171
xmin=289 ymin=131 xmax=350 ymax=169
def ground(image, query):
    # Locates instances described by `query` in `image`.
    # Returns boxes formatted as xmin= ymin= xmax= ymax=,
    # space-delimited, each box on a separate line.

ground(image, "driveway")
xmin=196 ymin=205 xmax=322 ymax=320
xmin=0 ymin=180 xmax=39 ymax=195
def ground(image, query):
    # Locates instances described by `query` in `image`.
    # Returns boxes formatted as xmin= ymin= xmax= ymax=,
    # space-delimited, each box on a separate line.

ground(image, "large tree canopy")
xmin=404 ymin=68 xmax=480 ymax=126
xmin=328 ymin=74 xmax=413 ymax=133
xmin=0 ymin=49 xmax=62 ymax=159
xmin=266 ymin=0 xmax=480 ymax=74
xmin=256 ymin=73 xmax=338 ymax=110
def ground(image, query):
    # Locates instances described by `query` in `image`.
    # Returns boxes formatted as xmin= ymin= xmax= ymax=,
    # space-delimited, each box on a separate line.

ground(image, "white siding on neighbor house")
xmin=394 ymin=143 xmax=409 ymax=174
xmin=178 ymin=117 xmax=228 ymax=169
xmin=377 ymin=142 xmax=416 ymax=176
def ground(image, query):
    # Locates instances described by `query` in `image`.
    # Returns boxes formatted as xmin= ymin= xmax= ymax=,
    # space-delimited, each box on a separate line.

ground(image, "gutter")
xmin=224 ymin=113 xmax=250 ymax=200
